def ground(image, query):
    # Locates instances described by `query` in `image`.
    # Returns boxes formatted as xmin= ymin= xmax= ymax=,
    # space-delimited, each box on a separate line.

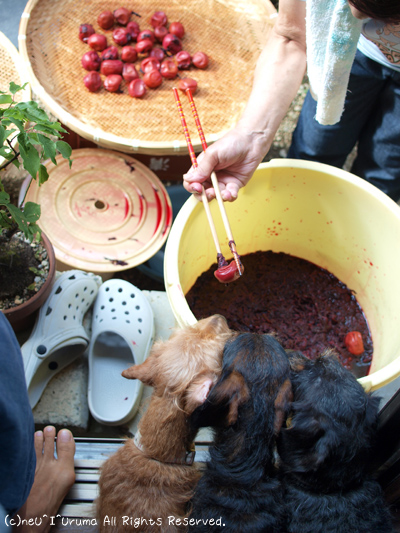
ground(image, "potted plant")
xmin=0 ymin=82 xmax=72 ymax=331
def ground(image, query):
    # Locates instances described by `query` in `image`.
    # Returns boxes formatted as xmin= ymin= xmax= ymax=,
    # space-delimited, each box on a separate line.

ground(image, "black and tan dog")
xmin=188 ymin=332 xmax=292 ymax=532
xmin=278 ymin=350 xmax=394 ymax=533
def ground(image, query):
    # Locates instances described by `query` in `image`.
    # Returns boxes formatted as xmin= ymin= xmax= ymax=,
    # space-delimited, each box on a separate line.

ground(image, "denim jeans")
xmin=288 ymin=50 xmax=400 ymax=201
xmin=0 ymin=313 xmax=35 ymax=516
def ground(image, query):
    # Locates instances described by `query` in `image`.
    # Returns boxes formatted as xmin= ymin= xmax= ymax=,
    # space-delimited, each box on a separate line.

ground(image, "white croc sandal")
xmin=21 ymin=270 xmax=102 ymax=408
xmin=88 ymin=279 xmax=155 ymax=426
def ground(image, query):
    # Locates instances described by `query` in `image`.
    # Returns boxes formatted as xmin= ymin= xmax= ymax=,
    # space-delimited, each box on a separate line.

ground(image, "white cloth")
xmin=306 ymin=0 xmax=362 ymax=125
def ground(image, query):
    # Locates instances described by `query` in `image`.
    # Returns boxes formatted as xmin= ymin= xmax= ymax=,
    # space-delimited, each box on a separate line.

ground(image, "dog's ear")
xmin=274 ymin=378 xmax=293 ymax=435
xmin=185 ymin=374 xmax=215 ymax=413
xmin=211 ymin=370 xmax=250 ymax=425
xmin=122 ymin=357 xmax=155 ymax=386
xmin=203 ymin=314 xmax=230 ymax=335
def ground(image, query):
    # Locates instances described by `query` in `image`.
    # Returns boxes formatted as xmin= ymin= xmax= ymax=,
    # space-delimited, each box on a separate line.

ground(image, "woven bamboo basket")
xmin=0 ymin=31 xmax=30 ymax=97
xmin=0 ymin=31 xmax=31 ymax=166
xmin=18 ymin=0 xmax=276 ymax=155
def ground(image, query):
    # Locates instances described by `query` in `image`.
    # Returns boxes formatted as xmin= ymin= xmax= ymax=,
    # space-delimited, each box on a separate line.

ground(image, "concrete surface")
xmin=0 ymin=0 xmax=27 ymax=49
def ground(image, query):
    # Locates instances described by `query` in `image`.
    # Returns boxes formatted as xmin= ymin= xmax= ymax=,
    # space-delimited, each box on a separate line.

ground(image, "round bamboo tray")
xmin=18 ymin=0 xmax=276 ymax=155
xmin=0 ymin=31 xmax=31 ymax=166
xmin=24 ymin=148 xmax=173 ymax=275
xmin=0 ymin=31 xmax=30 ymax=98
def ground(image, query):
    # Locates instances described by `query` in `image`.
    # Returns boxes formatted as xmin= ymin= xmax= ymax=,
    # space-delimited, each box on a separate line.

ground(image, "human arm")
xmin=183 ymin=0 xmax=307 ymax=201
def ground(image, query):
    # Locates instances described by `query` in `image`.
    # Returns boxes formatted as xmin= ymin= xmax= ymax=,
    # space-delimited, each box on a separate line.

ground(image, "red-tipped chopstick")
xmin=172 ymin=87 xmax=227 ymax=268
xmin=185 ymin=88 xmax=243 ymax=276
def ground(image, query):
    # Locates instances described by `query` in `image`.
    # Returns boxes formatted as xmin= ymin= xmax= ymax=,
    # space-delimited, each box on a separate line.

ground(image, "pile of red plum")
xmin=79 ymin=7 xmax=209 ymax=97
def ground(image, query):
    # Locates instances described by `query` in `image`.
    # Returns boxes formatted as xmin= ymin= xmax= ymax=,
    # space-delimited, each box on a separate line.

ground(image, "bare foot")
xmin=13 ymin=426 xmax=75 ymax=532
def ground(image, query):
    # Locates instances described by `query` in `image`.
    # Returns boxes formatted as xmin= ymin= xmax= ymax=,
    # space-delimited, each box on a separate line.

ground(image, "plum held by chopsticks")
xmin=214 ymin=259 xmax=244 ymax=284
xmin=177 ymin=78 xmax=198 ymax=94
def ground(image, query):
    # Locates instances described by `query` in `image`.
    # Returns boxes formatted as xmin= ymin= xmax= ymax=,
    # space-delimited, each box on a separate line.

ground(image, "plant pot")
xmin=2 ymin=232 xmax=56 ymax=333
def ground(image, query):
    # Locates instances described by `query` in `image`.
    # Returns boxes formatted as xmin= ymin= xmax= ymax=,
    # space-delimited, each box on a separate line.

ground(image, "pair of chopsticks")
xmin=172 ymin=87 xmax=242 ymax=275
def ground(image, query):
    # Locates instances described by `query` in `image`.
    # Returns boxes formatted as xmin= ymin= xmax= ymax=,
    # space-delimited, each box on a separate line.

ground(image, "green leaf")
xmin=0 ymin=126 xmax=5 ymax=146
xmin=0 ymin=210 xmax=12 ymax=229
xmin=50 ymin=122 xmax=68 ymax=133
xmin=6 ymin=202 xmax=41 ymax=240
xmin=37 ymin=134 xmax=57 ymax=165
xmin=24 ymin=223 xmax=41 ymax=242
xmin=5 ymin=203 xmax=28 ymax=236
xmin=17 ymin=131 xmax=28 ymax=151
xmin=22 ymin=201 xmax=41 ymax=222
xmin=0 ymin=118 xmax=13 ymax=129
xmin=27 ymin=131 xmax=39 ymax=143
xmin=38 ymin=164 xmax=49 ymax=186
xmin=18 ymin=133 xmax=41 ymax=179
xmin=0 ymin=125 xmax=6 ymax=146
xmin=31 ymin=124 xmax=63 ymax=138
xmin=3 ymin=115 xmax=24 ymax=132
xmin=0 ymin=95 xmax=13 ymax=105
xmin=15 ymin=100 xmax=50 ymax=124
xmin=0 ymin=191 xmax=10 ymax=204
xmin=56 ymin=140 xmax=73 ymax=167
xmin=9 ymin=82 xmax=27 ymax=95
xmin=0 ymin=129 xmax=17 ymax=145
xmin=0 ymin=146 xmax=12 ymax=158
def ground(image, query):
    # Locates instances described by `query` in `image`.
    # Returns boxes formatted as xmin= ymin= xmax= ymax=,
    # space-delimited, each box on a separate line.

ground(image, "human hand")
xmin=183 ymin=127 xmax=269 ymax=202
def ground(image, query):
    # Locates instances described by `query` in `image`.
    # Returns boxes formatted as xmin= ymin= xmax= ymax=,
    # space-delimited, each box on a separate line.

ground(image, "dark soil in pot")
xmin=0 ymin=231 xmax=55 ymax=332
xmin=0 ymin=232 xmax=50 ymax=308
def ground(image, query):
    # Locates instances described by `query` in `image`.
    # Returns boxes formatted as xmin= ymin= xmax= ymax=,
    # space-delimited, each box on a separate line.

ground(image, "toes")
xmin=34 ymin=430 xmax=44 ymax=460
xmin=56 ymin=429 xmax=75 ymax=464
xmin=43 ymin=425 xmax=56 ymax=459
xmin=56 ymin=429 xmax=76 ymax=487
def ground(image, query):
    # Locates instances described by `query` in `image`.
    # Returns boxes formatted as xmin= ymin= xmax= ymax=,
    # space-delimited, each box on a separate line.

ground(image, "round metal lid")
xmin=25 ymin=148 xmax=173 ymax=274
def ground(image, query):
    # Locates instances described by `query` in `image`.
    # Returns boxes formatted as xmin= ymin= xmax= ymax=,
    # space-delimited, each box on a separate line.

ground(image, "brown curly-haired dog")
xmin=97 ymin=315 xmax=232 ymax=532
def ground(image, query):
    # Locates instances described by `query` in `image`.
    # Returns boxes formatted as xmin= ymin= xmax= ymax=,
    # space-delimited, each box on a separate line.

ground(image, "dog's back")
xmin=278 ymin=351 xmax=394 ymax=533
xmin=188 ymin=333 xmax=292 ymax=533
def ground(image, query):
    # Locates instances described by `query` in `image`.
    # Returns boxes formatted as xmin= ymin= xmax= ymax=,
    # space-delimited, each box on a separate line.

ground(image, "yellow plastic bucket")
xmin=164 ymin=159 xmax=400 ymax=392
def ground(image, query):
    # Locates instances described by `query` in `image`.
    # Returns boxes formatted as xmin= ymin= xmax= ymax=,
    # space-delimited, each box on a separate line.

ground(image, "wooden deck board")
xmin=50 ymin=437 xmax=210 ymax=532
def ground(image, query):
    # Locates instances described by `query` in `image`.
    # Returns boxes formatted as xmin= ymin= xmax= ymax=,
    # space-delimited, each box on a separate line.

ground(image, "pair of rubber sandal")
xmin=21 ymin=270 xmax=155 ymax=426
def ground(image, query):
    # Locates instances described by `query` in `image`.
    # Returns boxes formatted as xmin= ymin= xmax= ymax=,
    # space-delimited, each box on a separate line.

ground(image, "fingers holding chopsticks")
xmin=184 ymin=153 xmax=245 ymax=202
xmin=183 ymin=129 xmax=261 ymax=201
